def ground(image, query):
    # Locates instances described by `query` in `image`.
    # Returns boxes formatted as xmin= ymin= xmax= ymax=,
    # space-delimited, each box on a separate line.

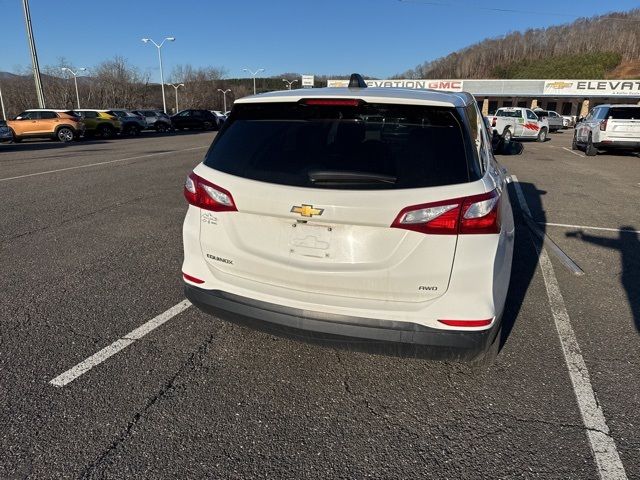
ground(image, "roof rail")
xmin=348 ymin=73 xmax=368 ymax=88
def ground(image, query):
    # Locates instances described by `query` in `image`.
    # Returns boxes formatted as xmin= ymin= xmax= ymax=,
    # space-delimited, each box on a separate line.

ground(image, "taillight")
xmin=184 ymin=172 xmax=237 ymax=212
xmin=391 ymin=189 xmax=500 ymax=235
xmin=599 ymin=119 xmax=608 ymax=131
xmin=491 ymin=117 xmax=496 ymax=127
xmin=438 ymin=319 xmax=493 ymax=327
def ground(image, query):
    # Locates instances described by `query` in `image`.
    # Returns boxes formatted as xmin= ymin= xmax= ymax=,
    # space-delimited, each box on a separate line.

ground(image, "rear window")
xmin=609 ymin=107 xmax=640 ymax=120
xmin=204 ymin=101 xmax=479 ymax=190
xmin=496 ymin=110 xmax=521 ymax=118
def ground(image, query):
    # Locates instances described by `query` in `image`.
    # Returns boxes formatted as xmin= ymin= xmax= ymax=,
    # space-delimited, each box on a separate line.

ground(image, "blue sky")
xmin=1 ymin=0 xmax=638 ymax=79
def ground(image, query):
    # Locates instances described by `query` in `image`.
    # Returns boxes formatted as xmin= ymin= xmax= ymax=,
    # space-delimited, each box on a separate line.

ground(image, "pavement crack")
xmin=80 ymin=332 xmax=217 ymax=479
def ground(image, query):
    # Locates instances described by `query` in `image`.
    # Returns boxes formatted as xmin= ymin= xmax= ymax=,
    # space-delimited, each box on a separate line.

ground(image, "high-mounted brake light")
xmin=184 ymin=171 xmax=237 ymax=212
xmin=438 ymin=319 xmax=493 ymax=327
xmin=302 ymin=99 xmax=361 ymax=107
xmin=391 ymin=189 xmax=501 ymax=235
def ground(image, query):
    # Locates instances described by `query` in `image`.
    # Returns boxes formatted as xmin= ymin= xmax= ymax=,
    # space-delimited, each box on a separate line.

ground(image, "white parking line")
xmin=542 ymin=222 xmax=638 ymax=235
xmin=0 ymin=146 xmax=207 ymax=182
xmin=562 ymin=146 xmax=585 ymax=157
xmin=511 ymin=176 xmax=627 ymax=480
xmin=50 ymin=300 xmax=192 ymax=387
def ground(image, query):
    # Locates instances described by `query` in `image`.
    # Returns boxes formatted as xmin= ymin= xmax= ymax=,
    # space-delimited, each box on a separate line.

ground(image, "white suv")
xmin=573 ymin=104 xmax=640 ymax=156
xmin=182 ymin=76 xmax=514 ymax=360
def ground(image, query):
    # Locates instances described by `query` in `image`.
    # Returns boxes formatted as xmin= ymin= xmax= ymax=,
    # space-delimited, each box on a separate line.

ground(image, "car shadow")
xmin=566 ymin=227 xmax=640 ymax=333
xmin=499 ymin=182 xmax=546 ymax=350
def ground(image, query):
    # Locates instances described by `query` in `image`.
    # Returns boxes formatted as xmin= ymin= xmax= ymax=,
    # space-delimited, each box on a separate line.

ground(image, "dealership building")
xmin=326 ymin=79 xmax=640 ymax=117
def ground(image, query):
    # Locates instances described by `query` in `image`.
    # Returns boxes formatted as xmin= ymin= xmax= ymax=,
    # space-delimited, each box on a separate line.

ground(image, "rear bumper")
xmin=595 ymin=140 xmax=640 ymax=150
xmin=185 ymin=284 xmax=499 ymax=358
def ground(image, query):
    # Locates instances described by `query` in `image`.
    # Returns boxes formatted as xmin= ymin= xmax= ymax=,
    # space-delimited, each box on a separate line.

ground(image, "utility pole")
xmin=22 ymin=0 xmax=45 ymax=108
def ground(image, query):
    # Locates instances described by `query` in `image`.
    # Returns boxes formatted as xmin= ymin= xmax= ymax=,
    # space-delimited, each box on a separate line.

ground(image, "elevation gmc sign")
xmin=327 ymin=79 xmax=464 ymax=92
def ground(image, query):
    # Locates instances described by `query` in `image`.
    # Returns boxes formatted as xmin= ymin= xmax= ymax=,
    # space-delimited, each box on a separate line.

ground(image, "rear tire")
xmin=536 ymin=127 xmax=547 ymax=142
xmin=97 ymin=124 xmax=115 ymax=139
xmin=56 ymin=127 xmax=75 ymax=143
xmin=155 ymin=122 xmax=168 ymax=133
xmin=10 ymin=129 xmax=21 ymax=143
xmin=585 ymin=134 xmax=598 ymax=156
xmin=571 ymin=134 xmax=578 ymax=150
xmin=471 ymin=325 xmax=502 ymax=370
xmin=502 ymin=128 xmax=512 ymax=144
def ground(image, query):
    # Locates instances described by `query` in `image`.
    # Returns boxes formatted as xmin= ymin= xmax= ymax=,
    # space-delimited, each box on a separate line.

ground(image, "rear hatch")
xmin=606 ymin=107 xmax=640 ymax=139
xmin=195 ymin=100 xmax=482 ymax=304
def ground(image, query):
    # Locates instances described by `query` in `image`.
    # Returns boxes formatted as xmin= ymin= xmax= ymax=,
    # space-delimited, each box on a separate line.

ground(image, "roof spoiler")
xmin=348 ymin=73 xmax=367 ymax=88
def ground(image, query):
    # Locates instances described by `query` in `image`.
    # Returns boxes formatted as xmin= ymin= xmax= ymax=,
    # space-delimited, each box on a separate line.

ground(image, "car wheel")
xmin=97 ymin=124 xmax=114 ymax=139
xmin=203 ymin=121 xmax=212 ymax=130
xmin=56 ymin=127 xmax=75 ymax=143
xmin=156 ymin=123 xmax=168 ymax=133
xmin=537 ymin=128 xmax=547 ymax=142
xmin=502 ymin=128 xmax=512 ymax=144
xmin=585 ymin=134 xmax=598 ymax=156
xmin=571 ymin=134 xmax=578 ymax=150
xmin=10 ymin=129 xmax=21 ymax=143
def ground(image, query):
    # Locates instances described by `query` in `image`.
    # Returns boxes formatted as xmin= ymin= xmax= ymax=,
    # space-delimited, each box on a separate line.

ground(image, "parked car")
xmin=181 ymin=75 xmax=514 ymax=362
xmin=171 ymin=109 xmax=219 ymax=131
xmin=491 ymin=107 xmax=549 ymax=143
xmin=74 ymin=109 xmax=121 ymax=138
xmin=132 ymin=109 xmax=172 ymax=132
xmin=573 ymin=104 xmax=640 ymax=156
xmin=105 ymin=109 xmax=146 ymax=136
xmin=534 ymin=109 xmax=563 ymax=132
xmin=0 ymin=120 xmax=13 ymax=143
xmin=562 ymin=115 xmax=575 ymax=129
xmin=7 ymin=109 xmax=84 ymax=143
xmin=210 ymin=110 xmax=227 ymax=128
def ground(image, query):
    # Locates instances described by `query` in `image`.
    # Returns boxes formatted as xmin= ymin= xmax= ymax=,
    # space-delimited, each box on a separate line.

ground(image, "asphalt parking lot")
xmin=1 ymin=130 xmax=638 ymax=479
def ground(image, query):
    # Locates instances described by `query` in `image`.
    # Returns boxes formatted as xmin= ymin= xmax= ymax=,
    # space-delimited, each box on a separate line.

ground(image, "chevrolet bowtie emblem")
xmin=291 ymin=204 xmax=324 ymax=217
xmin=547 ymin=81 xmax=573 ymax=89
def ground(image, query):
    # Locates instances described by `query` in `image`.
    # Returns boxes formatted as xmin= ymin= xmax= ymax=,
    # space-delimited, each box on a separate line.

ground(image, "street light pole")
xmin=243 ymin=67 xmax=264 ymax=95
xmin=22 ymin=0 xmax=45 ymax=108
xmin=217 ymin=88 xmax=231 ymax=113
xmin=61 ymin=67 xmax=87 ymax=109
xmin=142 ymin=36 xmax=175 ymax=114
xmin=282 ymin=79 xmax=298 ymax=90
xmin=0 ymin=83 xmax=6 ymax=120
xmin=168 ymin=83 xmax=184 ymax=114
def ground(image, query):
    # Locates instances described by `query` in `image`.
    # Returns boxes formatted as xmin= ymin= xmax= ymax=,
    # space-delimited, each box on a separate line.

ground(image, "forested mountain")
xmin=396 ymin=8 xmax=640 ymax=79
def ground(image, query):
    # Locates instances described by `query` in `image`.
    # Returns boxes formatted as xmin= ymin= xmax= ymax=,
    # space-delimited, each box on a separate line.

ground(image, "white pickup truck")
xmin=490 ymin=107 xmax=549 ymax=143
xmin=573 ymin=104 xmax=640 ymax=156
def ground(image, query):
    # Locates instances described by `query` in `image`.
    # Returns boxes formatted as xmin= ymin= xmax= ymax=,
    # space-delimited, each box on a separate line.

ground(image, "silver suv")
xmin=573 ymin=104 xmax=640 ymax=156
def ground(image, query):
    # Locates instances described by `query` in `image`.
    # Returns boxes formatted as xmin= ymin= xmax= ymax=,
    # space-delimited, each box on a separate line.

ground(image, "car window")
xmin=40 ymin=111 xmax=58 ymax=119
xmin=17 ymin=112 xmax=33 ymax=119
xmin=594 ymin=107 xmax=609 ymax=120
xmin=178 ymin=111 xmax=191 ymax=117
xmin=204 ymin=102 xmax=480 ymax=190
xmin=526 ymin=110 xmax=538 ymax=120
xmin=609 ymin=107 xmax=640 ymax=120
xmin=495 ymin=110 xmax=520 ymax=118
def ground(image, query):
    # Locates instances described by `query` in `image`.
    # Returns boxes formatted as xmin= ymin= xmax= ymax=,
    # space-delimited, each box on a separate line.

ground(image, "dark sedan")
xmin=171 ymin=109 xmax=219 ymax=131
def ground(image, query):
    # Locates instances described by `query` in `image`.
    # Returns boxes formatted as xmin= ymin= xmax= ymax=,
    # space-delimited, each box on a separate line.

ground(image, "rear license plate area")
xmin=289 ymin=223 xmax=332 ymax=258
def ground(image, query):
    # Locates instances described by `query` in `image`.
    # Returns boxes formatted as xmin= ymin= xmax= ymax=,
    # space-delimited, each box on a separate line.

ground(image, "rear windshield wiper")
xmin=308 ymin=170 xmax=397 ymax=185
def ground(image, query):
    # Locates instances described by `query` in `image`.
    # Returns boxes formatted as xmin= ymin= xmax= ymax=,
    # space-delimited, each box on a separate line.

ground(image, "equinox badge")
xmin=291 ymin=204 xmax=324 ymax=217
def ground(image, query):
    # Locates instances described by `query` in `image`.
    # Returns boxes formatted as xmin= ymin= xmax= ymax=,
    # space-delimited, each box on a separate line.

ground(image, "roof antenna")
xmin=348 ymin=73 xmax=367 ymax=88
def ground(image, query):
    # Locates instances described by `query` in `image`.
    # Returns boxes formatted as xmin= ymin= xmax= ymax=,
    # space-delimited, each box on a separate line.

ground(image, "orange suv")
xmin=7 ymin=109 xmax=85 ymax=143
